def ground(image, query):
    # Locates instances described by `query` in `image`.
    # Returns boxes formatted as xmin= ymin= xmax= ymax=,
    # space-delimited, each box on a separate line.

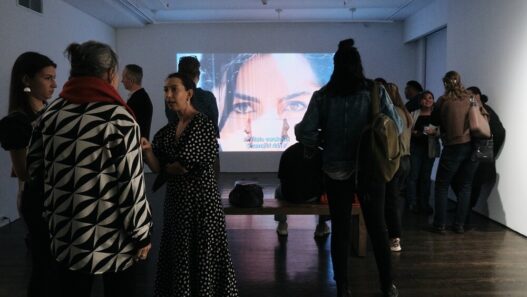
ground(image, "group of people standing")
xmin=293 ymin=41 xmax=504 ymax=296
xmin=0 ymin=41 xmax=235 ymax=297
xmin=0 ymin=37 xmax=505 ymax=297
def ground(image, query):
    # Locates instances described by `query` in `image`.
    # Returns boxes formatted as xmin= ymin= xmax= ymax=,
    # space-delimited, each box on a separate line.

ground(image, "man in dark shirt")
xmin=404 ymin=80 xmax=424 ymax=112
xmin=274 ymin=142 xmax=330 ymax=238
xmin=122 ymin=64 xmax=153 ymax=139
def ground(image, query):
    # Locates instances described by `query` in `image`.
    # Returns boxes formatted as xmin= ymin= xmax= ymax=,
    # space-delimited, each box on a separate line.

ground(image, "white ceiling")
xmin=62 ymin=0 xmax=434 ymax=28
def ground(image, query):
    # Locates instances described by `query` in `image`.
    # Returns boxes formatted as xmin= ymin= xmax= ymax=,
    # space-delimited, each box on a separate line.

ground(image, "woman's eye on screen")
xmin=282 ymin=101 xmax=307 ymax=112
xmin=233 ymin=102 xmax=256 ymax=114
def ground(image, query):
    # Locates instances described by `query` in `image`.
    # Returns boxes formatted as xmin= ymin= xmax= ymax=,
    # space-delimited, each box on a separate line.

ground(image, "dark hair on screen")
xmin=217 ymin=54 xmax=254 ymax=131
xmin=124 ymin=64 xmax=143 ymax=84
xmin=8 ymin=52 xmax=57 ymax=115
xmin=64 ymin=41 xmax=118 ymax=79
xmin=324 ymin=38 xmax=367 ymax=97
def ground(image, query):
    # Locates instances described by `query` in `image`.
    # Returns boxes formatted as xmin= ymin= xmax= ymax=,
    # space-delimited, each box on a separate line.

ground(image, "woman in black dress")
xmin=142 ymin=72 xmax=238 ymax=297
xmin=0 ymin=52 xmax=57 ymax=297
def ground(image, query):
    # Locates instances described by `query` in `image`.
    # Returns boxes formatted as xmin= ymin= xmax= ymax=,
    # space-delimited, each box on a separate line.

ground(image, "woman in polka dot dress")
xmin=142 ymin=72 xmax=238 ymax=297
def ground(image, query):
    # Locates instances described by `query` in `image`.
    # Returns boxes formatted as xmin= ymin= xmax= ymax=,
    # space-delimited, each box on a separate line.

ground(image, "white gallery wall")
xmin=116 ymin=22 xmax=418 ymax=172
xmin=0 ymin=0 xmax=116 ymax=223
xmin=445 ymin=0 xmax=527 ymax=236
xmin=2 ymin=0 xmax=521 ymax=236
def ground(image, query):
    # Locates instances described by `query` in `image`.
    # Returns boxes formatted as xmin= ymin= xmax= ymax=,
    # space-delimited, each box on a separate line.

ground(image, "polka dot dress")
xmin=152 ymin=113 xmax=238 ymax=297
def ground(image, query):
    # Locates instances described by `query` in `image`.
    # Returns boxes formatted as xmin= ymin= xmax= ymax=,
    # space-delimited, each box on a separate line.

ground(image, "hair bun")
xmin=338 ymin=39 xmax=355 ymax=49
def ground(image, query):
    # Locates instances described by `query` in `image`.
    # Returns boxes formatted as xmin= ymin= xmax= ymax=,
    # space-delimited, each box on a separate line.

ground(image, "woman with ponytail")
xmin=430 ymin=71 xmax=484 ymax=234
xmin=296 ymin=39 xmax=401 ymax=297
xmin=26 ymin=41 xmax=152 ymax=297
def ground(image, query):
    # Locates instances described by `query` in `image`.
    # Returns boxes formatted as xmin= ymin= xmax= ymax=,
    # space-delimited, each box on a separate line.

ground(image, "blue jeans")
xmin=433 ymin=143 xmax=479 ymax=227
xmin=407 ymin=143 xmax=435 ymax=209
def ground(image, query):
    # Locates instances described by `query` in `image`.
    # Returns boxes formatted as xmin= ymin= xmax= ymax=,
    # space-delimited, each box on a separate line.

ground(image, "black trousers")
xmin=325 ymin=174 xmax=393 ymax=294
xmin=56 ymin=263 xmax=137 ymax=297
xmin=20 ymin=191 xmax=56 ymax=297
xmin=385 ymin=156 xmax=410 ymax=239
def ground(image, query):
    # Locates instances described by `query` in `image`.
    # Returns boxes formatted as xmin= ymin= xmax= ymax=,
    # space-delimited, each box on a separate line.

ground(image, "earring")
xmin=23 ymin=86 xmax=31 ymax=93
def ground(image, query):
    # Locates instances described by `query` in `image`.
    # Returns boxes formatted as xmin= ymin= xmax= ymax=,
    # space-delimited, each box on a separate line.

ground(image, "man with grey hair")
xmin=122 ymin=64 xmax=153 ymax=139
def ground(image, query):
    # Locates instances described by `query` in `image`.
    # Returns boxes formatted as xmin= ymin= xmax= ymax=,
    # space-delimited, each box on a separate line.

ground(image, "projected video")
xmin=177 ymin=53 xmax=333 ymax=152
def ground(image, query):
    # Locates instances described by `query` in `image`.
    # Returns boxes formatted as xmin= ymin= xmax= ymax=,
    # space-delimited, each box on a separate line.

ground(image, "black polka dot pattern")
xmin=152 ymin=113 xmax=238 ymax=297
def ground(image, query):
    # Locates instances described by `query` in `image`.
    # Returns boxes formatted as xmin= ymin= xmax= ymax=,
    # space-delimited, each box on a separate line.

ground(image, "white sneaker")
xmin=390 ymin=238 xmax=401 ymax=252
xmin=314 ymin=222 xmax=331 ymax=238
xmin=276 ymin=222 xmax=288 ymax=236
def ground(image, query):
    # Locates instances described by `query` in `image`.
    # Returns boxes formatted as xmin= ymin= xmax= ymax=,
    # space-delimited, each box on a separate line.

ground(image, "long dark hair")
xmin=8 ymin=52 xmax=56 ymax=115
xmin=324 ymin=39 xmax=367 ymax=97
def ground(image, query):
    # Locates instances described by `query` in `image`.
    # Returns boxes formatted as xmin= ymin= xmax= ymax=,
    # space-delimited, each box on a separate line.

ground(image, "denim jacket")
xmin=295 ymin=83 xmax=403 ymax=175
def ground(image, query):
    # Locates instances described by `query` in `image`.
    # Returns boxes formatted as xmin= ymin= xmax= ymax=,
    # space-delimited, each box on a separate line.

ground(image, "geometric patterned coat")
xmin=27 ymin=98 xmax=152 ymax=274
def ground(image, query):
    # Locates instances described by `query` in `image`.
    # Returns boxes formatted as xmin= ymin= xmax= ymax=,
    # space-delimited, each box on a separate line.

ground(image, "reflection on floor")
xmin=1 ymin=172 xmax=526 ymax=297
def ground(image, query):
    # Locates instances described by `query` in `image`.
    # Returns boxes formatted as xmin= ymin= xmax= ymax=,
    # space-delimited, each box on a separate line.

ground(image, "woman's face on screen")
xmin=219 ymin=54 xmax=320 ymax=151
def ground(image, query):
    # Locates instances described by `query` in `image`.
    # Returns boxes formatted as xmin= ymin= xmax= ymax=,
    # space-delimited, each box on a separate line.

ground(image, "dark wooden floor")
xmin=1 ymin=173 xmax=527 ymax=297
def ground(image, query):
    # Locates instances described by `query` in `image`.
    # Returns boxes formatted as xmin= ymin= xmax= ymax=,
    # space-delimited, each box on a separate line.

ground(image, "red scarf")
xmin=60 ymin=76 xmax=136 ymax=119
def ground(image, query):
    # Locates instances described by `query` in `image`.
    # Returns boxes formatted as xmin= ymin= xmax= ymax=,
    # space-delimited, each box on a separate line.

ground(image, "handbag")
xmin=472 ymin=137 xmax=494 ymax=162
xmin=228 ymin=181 xmax=264 ymax=208
xmin=468 ymin=97 xmax=491 ymax=138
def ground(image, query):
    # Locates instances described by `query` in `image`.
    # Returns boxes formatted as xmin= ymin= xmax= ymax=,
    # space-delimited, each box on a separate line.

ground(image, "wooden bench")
xmin=221 ymin=198 xmax=367 ymax=257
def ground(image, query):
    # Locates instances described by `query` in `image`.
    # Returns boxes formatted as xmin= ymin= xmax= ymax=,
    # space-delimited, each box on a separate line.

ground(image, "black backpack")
xmin=228 ymin=181 xmax=264 ymax=208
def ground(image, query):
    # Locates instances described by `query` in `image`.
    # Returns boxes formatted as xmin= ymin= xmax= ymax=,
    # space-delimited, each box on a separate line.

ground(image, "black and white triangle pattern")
xmin=27 ymin=98 xmax=152 ymax=274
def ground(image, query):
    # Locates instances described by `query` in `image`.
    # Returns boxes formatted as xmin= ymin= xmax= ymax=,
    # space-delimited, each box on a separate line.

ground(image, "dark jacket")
xmin=128 ymin=88 xmax=153 ymax=139
xmin=484 ymin=103 xmax=506 ymax=157
xmin=278 ymin=142 xmax=322 ymax=202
